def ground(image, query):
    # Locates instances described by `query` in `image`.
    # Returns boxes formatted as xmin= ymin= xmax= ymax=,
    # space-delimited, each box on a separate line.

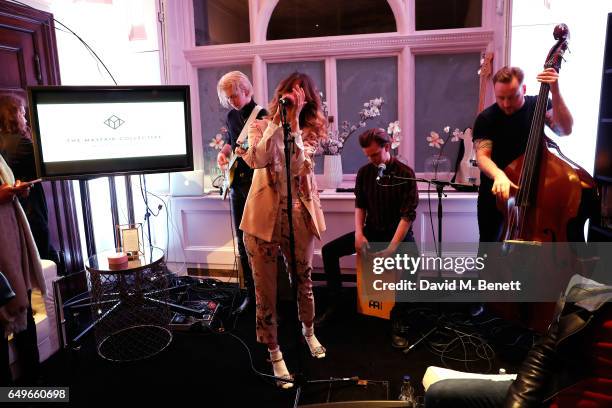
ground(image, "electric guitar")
xmin=454 ymin=52 xmax=493 ymax=186
xmin=220 ymin=104 xmax=262 ymax=200
xmin=221 ymin=141 xmax=249 ymax=200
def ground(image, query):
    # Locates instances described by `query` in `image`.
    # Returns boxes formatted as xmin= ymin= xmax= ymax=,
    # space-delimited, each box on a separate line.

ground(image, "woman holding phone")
xmin=0 ymin=94 xmax=48 ymax=384
xmin=0 ymin=94 xmax=52 ymax=261
xmin=0 ymin=152 xmax=45 ymax=384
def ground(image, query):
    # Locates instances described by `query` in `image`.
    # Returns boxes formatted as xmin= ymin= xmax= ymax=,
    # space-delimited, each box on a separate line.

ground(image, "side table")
xmin=85 ymin=246 xmax=172 ymax=361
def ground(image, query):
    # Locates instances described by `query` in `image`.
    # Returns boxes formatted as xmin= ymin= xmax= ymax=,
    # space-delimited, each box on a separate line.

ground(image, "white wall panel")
xmin=167 ymin=191 xmax=479 ymax=273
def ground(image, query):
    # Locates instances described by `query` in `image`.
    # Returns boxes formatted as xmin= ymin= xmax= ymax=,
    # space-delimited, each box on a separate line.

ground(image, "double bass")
xmin=500 ymin=24 xmax=596 ymax=245
xmin=488 ymin=24 xmax=597 ymax=333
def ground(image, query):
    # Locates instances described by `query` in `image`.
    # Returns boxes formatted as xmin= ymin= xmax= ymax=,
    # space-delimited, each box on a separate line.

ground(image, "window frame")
xmin=162 ymin=0 xmax=508 ymax=179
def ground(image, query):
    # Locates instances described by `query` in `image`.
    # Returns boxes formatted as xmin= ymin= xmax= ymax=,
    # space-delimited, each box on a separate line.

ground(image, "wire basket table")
xmin=85 ymin=247 xmax=172 ymax=362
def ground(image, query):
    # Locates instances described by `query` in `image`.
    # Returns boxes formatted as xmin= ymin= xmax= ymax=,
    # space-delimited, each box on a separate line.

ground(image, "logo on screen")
xmin=104 ymin=115 xmax=125 ymax=130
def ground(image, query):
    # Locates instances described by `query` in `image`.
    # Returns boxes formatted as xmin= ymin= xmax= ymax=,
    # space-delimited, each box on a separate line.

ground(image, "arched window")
xmin=267 ymin=0 xmax=396 ymax=41
xmin=193 ymin=0 xmax=250 ymax=46
xmin=415 ymin=0 xmax=482 ymax=31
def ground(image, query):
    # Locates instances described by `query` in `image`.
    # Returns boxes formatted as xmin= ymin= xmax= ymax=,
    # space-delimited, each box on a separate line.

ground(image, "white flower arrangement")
xmin=317 ymin=95 xmax=401 ymax=155
xmin=427 ymin=125 xmax=464 ymax=150
xmin=387 ymin=120 xmax=401 ymax=149
xmin=423 ymin=125 xmax=465 ymax=180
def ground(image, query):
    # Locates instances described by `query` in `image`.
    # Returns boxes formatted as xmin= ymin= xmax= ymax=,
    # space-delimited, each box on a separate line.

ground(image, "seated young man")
xmin=316 ymin=128 xmax=418 ymax=348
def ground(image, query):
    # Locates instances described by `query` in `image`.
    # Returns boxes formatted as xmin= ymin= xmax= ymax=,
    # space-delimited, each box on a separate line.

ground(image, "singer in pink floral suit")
xmin=237 ymin=72 xmax=326 ymax=389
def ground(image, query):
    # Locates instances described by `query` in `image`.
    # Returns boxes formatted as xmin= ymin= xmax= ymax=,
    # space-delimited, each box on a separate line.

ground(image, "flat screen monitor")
xmin=28 ymin=85 xmax=193 ymax=179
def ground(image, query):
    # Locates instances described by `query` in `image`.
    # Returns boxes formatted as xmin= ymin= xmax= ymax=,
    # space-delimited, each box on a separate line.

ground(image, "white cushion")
xmin=8 ymin=259 xmax=59 ymax=378
xmin=422 ymin=366 xmax=516 ymax=391
xmin=39 ymin=259 xmax=59 ymax=361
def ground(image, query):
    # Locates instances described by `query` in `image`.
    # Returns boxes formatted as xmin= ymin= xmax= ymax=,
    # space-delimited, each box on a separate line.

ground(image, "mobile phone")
xmin=27 ymin=178 xmax=42 ymax=185
xmin=13 ymin=179 xmax=42 ymax=189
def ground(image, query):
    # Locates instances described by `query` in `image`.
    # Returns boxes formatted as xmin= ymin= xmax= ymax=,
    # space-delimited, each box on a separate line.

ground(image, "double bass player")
xmin=473 ymin=65 xmax=573 ymax=242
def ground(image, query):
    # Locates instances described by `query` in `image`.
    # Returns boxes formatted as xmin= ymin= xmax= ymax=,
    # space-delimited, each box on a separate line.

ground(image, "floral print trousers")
xmin=244 ymin=199 xmax=316 ymax=345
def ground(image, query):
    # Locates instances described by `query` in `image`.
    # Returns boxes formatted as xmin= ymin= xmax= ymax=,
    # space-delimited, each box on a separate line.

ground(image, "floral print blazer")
xmin=238 ymin=120 xmax=326 ymax=242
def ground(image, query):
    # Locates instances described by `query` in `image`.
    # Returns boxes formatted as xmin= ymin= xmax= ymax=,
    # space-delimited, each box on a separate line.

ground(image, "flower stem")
xmin=432 ymin=132 xmax=453 ymax=179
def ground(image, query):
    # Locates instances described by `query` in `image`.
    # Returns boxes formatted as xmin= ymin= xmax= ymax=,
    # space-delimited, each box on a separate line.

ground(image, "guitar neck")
xmin=477 ymin=76 xmax=487 ymax=113
xmin=477 ymin=52 xmax=493 ymax=114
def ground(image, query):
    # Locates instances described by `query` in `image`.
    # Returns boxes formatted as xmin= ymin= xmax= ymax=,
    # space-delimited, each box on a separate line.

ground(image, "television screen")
xmin=28 ymin=85 xmax=193 ymax=179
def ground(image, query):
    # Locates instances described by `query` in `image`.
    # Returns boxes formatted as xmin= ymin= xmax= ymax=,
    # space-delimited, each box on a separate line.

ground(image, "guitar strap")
xmin=222 ymin=105 xmax=263 ymax=198
xmin=236 ymin=105 xmax=263 ymax=147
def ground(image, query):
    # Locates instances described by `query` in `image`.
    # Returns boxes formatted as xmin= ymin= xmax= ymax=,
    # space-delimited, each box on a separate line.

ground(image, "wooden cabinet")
xmin=0 ymin=1 xmax=83 ymax=272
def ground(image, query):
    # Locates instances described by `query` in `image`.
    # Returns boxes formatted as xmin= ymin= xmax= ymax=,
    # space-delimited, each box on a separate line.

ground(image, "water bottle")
xmin=398 ymin=375 xmax=416 ymax=406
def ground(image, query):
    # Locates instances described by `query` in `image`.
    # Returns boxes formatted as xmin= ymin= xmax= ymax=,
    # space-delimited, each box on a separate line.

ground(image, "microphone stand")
xmin=384 ymin=174 xmax=475 ymax=258
xmin=278 ymin=103 xmax=356 ymax=407
xmin=420 ymin=178 xmax=472 ymax=258
xmin=278 ymin=102 xmax=299 ymax=331
xmin=381 ymin=174 xmax=477 ymax=354
xmin=279 ymin=102 xmax=305 ymax=403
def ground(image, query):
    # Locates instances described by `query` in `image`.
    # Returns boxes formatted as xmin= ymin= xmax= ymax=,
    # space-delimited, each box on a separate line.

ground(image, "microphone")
xmin=376 ymin=163 xmax=386 ymax=181
xmin=279 ymin=97 xmax=292 ymax=106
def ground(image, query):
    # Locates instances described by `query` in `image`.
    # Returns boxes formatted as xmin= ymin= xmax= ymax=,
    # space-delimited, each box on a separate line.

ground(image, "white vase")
xmin=320 ymin=155 xmax=343 ymax=190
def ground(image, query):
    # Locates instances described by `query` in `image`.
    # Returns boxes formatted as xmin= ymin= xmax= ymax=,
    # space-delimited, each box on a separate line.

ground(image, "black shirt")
xmin=473 ymin=95 xmax=552 ymax=196
xmin=225 ymin=99 xmax=267 ymax=184
xmin=355 ymin=157 xmax=418 ymax=235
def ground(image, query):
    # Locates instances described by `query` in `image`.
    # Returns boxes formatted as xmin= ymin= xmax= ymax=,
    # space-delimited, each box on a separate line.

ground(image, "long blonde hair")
xmin=267 ymin=72 xmax=327 ymax=143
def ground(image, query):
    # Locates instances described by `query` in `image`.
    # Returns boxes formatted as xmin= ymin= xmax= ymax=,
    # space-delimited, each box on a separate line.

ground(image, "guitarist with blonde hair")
xmin=216 ymin=71 xmax=267 ymax=314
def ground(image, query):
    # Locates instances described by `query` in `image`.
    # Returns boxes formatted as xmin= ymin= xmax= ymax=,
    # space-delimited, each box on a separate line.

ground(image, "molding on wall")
xmin=164 ymin=1 xmax=504 ymax=173
xmin=183 ymin=30 xmax=494 ymax=67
